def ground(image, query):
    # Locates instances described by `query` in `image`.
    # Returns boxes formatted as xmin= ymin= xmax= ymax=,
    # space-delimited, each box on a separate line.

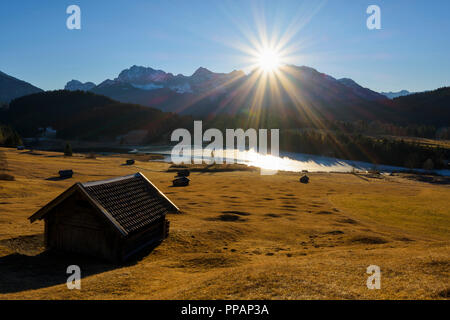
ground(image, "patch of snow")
xmin=169 ymin=82 xmax=192 ymax=93
xmin=131 ymin=83 xmax=164 ymax=90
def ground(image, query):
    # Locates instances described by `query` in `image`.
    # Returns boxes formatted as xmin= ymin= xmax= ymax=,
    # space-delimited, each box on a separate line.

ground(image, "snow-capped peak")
xmin=116 ymin=65 xmax=173 ymax=84
xmin=64 ymin=80 xmax=96 ymax=91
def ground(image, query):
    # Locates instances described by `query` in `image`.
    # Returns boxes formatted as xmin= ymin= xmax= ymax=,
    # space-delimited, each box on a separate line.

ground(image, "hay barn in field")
xmin=29 ymin=172 xmax=179 ymax=262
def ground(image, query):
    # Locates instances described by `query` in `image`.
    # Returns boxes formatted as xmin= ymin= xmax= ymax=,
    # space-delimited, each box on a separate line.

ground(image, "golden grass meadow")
xmin=0 ymin=147 xmax=449 ymax=300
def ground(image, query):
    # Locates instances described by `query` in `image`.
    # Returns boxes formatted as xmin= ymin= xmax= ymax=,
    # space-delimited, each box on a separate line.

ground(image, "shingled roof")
xmin=29 ymin=172 xmax=179 ymax=236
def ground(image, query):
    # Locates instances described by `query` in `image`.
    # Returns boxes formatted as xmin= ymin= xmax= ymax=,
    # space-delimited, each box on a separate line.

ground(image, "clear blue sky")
xmin=1 ymin=0 xmax=449 ymax=92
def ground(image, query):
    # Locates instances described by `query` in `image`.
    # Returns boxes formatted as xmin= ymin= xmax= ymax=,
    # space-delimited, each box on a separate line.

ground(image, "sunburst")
xmin=256 ymin=47 xmax=281 ymax=73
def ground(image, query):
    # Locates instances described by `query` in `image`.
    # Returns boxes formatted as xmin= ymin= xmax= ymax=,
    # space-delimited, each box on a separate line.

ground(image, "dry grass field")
xmin=0 ymin=147 xmax=449 ymax=299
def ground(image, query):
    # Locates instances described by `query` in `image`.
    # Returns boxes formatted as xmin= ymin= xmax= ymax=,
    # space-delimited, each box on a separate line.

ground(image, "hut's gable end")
xmin=48 ymin=191 xmax=105 ymax=230
xmin=36 ymin=187 xmax=121 ymax=235
xmin=44 ymin=191 xmax=121 ymax=260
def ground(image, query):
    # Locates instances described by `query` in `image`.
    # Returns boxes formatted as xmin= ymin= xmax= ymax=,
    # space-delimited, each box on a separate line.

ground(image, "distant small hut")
xmin=126 ymin=159 xmax=135 ymax=165
xmin=29 ymin=172 xmax=179 ymax=262
xmin=59 ymin=169 xmax=73 ymax=178
xmin=300 ymin=175 xmax=309 ymax=184
xmin=173 ymin=176 xmax=190 ymax=187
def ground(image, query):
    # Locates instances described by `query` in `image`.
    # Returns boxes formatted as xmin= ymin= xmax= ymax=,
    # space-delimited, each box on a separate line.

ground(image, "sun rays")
xmin=223 ymin=4 xmax=317 ymax=123
xmin=164 ymin=1 xmax=381 ymax=165
xmin=201 ymin=2 xmax=379 ymax=164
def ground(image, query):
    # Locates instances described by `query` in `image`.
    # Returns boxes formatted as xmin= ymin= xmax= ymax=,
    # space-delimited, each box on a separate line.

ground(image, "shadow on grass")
xmin=0 ymin=236 xmax=160 ymax=294
xmin=45 ymin=176 xmax=72 ymax=181
xmin=0 ymin=250 xmax=116 ymax=294
xmin=19 ymin=151 xmax=44 ymax=156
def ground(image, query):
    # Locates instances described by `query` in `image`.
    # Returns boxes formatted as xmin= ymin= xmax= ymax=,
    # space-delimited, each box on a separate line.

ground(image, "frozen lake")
xmin=133 ymin=146 xmax=450 ymax=176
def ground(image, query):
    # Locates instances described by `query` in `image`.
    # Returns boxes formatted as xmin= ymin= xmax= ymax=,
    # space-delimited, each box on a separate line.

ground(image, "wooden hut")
xmin=299 ymin=175 xmax=309 ymax=184
xmin=59 ymin=169 xmax=73 ymax=178
xmin=29 ymin=172 xmax=179 ymax=262
xmin=173 ymin=176 xmax=190 ymax=187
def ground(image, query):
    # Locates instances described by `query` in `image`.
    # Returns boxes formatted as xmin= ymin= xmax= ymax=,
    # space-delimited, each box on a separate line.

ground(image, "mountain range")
xmin=66 ymin=65 xmax=415 ymax=105
xmin=0 ymin=65 xmax=419 ymax=110
xmin=1 ymin=65 xmax=448 ymax=129
xmin=0 ymin=65 xmax=414 ymax=115
xmin=65 ymin=80 xmax=96 ymax=92
xmin=68 ymin=65 xmax=246 ymax=94
xmin=59 ymin=65 xmax=392 ymax=119
xmin=380 ymin=90 xmax=413 ymax=99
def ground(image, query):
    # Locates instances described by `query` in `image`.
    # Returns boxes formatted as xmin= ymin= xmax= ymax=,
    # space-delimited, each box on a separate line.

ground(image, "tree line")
xmin=280 ymin=130 xmax=449 ymax=170
xmin=0 ymin=124 xmax=22 ymax=147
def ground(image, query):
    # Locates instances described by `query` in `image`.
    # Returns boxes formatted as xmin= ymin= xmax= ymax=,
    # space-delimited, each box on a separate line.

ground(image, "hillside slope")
xmin=0 ymin=148 xmax=448 ymax=299
xmin=0 ymin=71 xmax=43 ymax=103
xmin=390 ymin=87 xmax=450 ymax=126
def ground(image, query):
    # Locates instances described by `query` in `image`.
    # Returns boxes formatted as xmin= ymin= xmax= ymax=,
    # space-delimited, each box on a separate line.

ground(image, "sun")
xmin=256 ymin=48 xmax=281 ymax=72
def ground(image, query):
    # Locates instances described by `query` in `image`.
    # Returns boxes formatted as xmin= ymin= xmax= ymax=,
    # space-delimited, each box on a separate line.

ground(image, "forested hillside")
xmin=3 ymin=90 xmax=191 ymax=142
